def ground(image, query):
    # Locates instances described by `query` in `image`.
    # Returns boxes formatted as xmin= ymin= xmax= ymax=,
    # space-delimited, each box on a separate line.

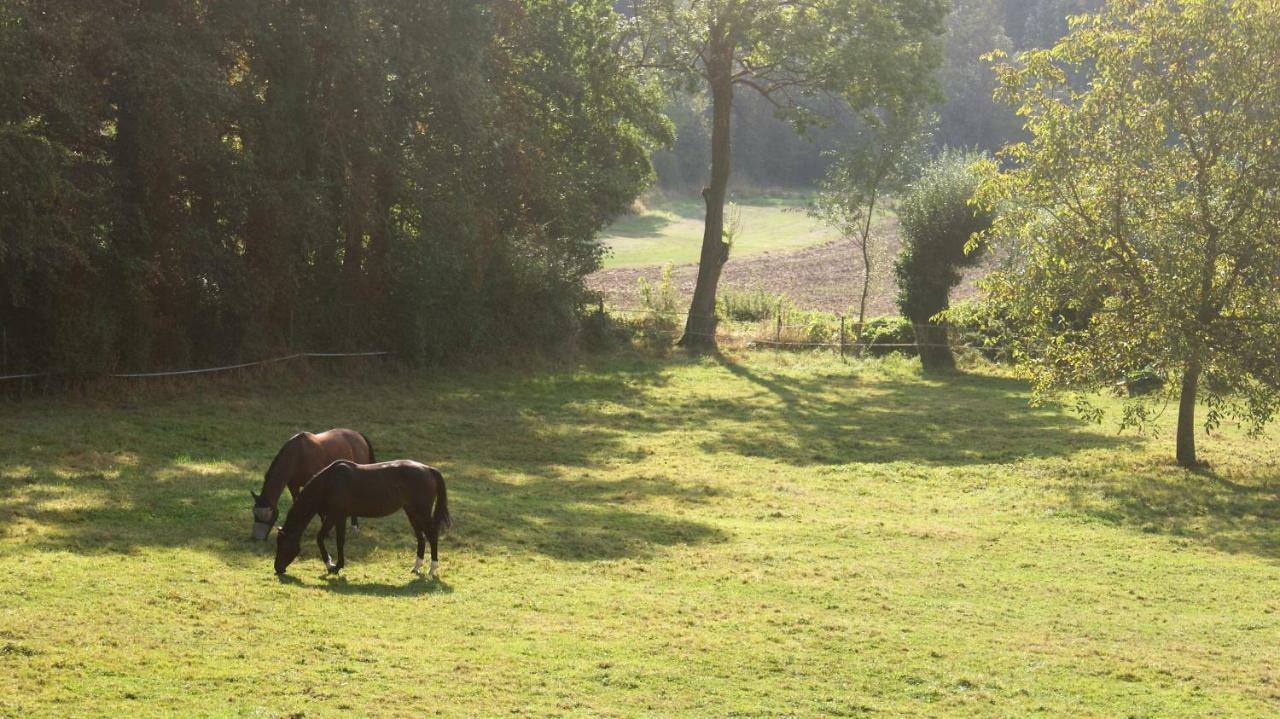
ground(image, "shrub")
xmin=717 ymin=288 xmax=784 ymax=323
xmin=861 ymin=317 xmax=917 ymax=357
xmin=894 ymin=149 xmax=994 ymax=369
xmin=944 ymin=299 xmax=1018 ymax=363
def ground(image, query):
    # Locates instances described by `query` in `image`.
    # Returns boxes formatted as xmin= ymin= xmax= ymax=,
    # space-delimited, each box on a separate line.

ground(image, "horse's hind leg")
xmin=334 ymin=516 xmax=347 ymax=573
xmin=350 ymin=515 xmax=360 ymax=534
xmin=425 ymin=521 xmax=440 ymax=579
xmin=407 ymin=512 xmax=427 ymax=575
xmin=316 ymin=516 xmax=336 ymax=572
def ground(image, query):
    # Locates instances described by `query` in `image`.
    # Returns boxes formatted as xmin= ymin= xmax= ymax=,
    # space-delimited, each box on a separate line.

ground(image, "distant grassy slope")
xmin=599 ymin=194 xmax=841 ymax=269
xmin=1 ymin=353 xmax=1278 ymax=717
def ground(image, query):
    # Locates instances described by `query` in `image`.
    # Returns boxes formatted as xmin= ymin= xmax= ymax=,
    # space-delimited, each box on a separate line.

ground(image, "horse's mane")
xmin=280 ymin=466 xmax=325 ymax=536
xmin=259 ymin=433 xmax=303 ymax=505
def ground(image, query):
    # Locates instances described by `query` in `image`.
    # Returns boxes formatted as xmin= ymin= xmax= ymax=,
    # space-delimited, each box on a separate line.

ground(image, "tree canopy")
xmin=0 ymin=0 xmax=671 ymax=375
xmin=977 ymin=0 xmax=1280 ymax=465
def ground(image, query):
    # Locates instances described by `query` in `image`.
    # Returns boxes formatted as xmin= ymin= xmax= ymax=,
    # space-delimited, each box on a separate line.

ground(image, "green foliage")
xmin=894 ymin=149 xmax=993 ymax=324
xmin=861 ymin=317 xmax=919 ymax=357
xmin=634 ymin=264 xmax=682 ymax=349
xmin=0 ymin=1 xmax=669 ymax=374
xmin=717 ymin=288 xmax=785 ymax=323
xmin=944 ymin=299 xmax=1019 ymax=363
xmin=628 ymin=0 xmax=948 ymax=351
xmin=893 ymin=149 xmax=993 ymax=368
xmin=978 ymin=0 xmax=1280 ymax=462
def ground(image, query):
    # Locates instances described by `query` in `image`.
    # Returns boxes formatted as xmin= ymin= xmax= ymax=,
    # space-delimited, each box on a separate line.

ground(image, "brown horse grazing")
xmin=250 ymin=429 xmax=375 ymax=541
xmin=274 ymin=460 xmax=451 ymax=578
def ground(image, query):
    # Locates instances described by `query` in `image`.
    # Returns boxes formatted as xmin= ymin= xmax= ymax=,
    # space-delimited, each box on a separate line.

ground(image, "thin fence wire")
xmin=2 ymin=306 xmax=1021 ymax=382
xmin=0 ymin=351 xmax=391 ymax=382
xmin=602 ymin=306 xmax=1015 ymax=351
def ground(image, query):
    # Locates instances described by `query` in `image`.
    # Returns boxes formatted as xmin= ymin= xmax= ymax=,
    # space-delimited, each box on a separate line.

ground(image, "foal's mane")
xmin=279 ymin=460 xmax=353 ymax=537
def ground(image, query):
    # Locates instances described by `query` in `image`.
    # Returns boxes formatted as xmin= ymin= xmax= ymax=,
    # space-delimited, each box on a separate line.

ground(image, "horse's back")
xmin=295 ymin=428 xmax=373 ymax=478
xmin=325 ymin=460 xmax=436 ymax=517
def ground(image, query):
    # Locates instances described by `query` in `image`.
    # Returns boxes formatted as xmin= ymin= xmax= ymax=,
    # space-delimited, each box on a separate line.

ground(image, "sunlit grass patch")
xmin=0 ymin=352 xmax=1277 ymax=717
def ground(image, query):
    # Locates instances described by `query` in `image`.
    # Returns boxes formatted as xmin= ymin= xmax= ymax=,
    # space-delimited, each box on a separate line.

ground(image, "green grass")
xmin=598 ymin=194 xmax=843 ymax=269
xmin=1 ymin=353 xmax=1278 ymax=717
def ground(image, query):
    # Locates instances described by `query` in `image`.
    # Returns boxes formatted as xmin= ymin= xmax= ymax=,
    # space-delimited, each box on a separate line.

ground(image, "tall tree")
xmin=627 ymin=0 xmax=946 ymax=352
xmin=814 ymin=106 xmax=927 ymax=350
xmin=894 ymin=149 xmax=992 ymax=370
xmin=977 ymin=0 xmax=1280 ymax=466
xmin=0 ymin=0 xmax=668 ymax=375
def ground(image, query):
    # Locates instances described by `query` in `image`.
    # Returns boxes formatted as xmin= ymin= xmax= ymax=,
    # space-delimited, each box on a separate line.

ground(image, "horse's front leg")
xmin=334 ymin=517 xmax=347 ymax=573
xmin=316 ymin=516 xmax=336 ymax=572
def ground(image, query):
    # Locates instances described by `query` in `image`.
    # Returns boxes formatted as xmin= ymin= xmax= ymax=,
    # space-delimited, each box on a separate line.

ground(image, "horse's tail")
xmin=358 ymin=431 xmax=376 ymax=464
xmin=430 ymin=467 xmax=452 ymax=532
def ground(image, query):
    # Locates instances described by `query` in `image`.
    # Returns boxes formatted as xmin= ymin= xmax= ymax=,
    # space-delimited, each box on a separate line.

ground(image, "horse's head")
xmin=250 ymin=490 xmax=278 ymax=541
xmin=274 ymin=528 xmax=302 ymax=575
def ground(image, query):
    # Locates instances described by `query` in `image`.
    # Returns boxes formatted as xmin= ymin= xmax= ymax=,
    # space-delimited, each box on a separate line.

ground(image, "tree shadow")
xmin=0 ymin=358 xmax=725 ymax=563
xmin=603 ymin=213 xmax=678 ymax=238
xmin=1061 ymin=465 xmax=1280 ymax=560
xmin=694 ymin=359 xmax=1135 ymax=466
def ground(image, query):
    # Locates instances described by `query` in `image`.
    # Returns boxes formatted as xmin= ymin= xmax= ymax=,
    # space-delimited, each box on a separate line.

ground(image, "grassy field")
xmin=598 ymin=194 xmax=843 ymax=269
xmin=1 ymin=352 xmax=1278 ymax=717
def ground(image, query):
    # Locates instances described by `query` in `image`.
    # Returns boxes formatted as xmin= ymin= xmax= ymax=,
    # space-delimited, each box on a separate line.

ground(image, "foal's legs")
xmin=333 ymin=516 xmax=347 ymax=573
xmin=407 ymin=512 xmax=428 ymax=576
xmin=316 ymin=515 xmax=336 ymax=572
xmin=425 ymin=520 xmax=440 ymax=579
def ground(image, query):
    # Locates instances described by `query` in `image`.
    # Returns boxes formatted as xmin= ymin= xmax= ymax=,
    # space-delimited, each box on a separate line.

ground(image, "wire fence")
xmin=1 ymin=305 xmax=1013 ymax=383
xmin=598 ymin=305 xmax=1014 ymax=353
xmin=0 ymin=351 xmax=391 ymax=383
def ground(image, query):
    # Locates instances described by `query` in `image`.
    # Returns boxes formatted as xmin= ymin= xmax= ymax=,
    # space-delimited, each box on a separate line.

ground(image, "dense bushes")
xmin=0 ymin=1 xmax=670 ymax=375
xmin=894 ymin=150 xmax=994 ymax=369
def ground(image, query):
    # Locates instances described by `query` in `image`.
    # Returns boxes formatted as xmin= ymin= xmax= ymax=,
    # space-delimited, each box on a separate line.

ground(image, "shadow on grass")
xmin=601 ymin=212 xmax=680 ymax=238
xmin=7 ymin=353 xmax=1252 ymax=565
xmin=314 ymin=575 xmax=454 ymax=597
xmin=0 ymin=358 xmax=726 ymax=561
xmin=1062 ymin=466 xmax=1280 ymax=559
xmin=698 ymin=359 xmax=1134 ymax=466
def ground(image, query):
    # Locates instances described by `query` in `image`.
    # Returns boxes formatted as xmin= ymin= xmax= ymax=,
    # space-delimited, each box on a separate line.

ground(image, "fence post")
xmin=839 ymin=315 xmax=846 ymax=361
xmin=774 ymin=298 xmax=783 ymax=346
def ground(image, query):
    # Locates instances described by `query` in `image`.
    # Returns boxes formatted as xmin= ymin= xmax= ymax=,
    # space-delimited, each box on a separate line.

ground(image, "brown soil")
xmin=587 ymin=218 xmax=987 ymax=316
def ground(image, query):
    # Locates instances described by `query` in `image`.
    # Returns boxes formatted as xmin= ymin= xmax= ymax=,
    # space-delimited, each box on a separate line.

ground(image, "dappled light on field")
xmin=0 ymin=353 xmax=1277 ymax=716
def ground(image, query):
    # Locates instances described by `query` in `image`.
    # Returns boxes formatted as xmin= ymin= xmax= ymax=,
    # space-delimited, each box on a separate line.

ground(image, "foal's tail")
xmin=358 ymin=431 xmax=376 ymax=464
xmin=430 ymin=467 xmax=452 ymax=532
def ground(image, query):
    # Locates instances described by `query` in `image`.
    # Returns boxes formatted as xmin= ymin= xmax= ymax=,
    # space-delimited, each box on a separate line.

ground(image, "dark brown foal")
xmin=274 ymin=460 xmax=451 ymax=578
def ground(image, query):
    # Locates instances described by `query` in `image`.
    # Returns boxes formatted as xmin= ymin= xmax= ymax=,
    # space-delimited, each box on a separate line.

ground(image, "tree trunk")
xmin=914 ymin=319 xmax=955 ymax=371
xmin=853 ymin=190 xmax=878 ymax=354
xmin=678 ymin=31 xmax=734 ymax=353
xmin=1175 ymin=357 xmax=1201 ymax=467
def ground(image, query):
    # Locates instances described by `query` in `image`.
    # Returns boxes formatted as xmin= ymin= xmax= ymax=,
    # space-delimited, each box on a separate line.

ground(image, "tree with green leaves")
xmin=625 ymin=0 xmax=947 ymax=352
xmin=0 ymin=0 xmax=669 ymax=375
xmin=894 ymin=149 xmax=992 ymax=370
xmin=814 ymin=107 xmax=927 ymax=351
xmin=977 ymin=0 xmax=1280 ymax=466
